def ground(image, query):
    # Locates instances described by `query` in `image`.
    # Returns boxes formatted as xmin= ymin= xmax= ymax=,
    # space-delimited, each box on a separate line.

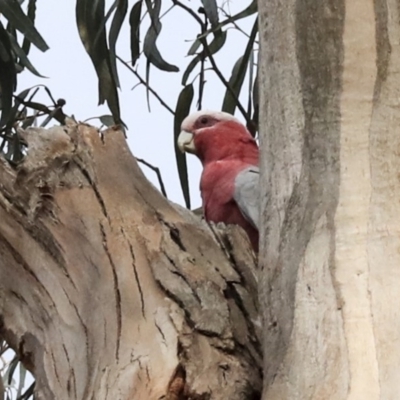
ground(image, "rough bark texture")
xmin=0 ymin=123 xmax=261 ymax=399
xmin=258 ymin=0 xmax=400 ymax=398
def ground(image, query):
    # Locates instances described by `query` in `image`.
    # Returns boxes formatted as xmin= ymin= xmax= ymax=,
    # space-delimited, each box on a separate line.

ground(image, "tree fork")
xmin=0 ymin=123 xmax=261 ymax=400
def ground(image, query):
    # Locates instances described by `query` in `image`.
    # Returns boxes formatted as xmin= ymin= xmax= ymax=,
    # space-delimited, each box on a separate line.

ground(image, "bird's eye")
xmin=200 ymin=117 xmax=208 ymax=124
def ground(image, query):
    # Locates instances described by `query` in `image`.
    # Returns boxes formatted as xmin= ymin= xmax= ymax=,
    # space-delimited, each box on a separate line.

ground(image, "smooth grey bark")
xmin=258 ymin=0 xmax=400 ymax=398
xmin=0 ymin=123 xmax=261 ymax=399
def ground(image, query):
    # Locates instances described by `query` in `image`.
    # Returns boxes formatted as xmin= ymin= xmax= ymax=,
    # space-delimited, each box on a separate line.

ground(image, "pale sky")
xmin=17 ymin=0 xmax=255 ymax=209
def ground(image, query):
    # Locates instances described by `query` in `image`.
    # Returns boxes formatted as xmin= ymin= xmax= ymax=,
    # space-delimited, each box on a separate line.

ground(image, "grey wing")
xmin=233 ymin=166 xmax=260 ymax=229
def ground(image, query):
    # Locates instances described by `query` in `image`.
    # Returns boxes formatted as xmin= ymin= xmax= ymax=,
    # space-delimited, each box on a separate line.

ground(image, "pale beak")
xmin=177 ymin=130 xmax=196 ymax=153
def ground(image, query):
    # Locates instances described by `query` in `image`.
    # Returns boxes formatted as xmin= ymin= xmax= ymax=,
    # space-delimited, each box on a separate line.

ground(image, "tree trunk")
xmin=258 ymin=0 xmax=400 ymax=398
xmin=0 ymin=123 xmax=262 ymax=399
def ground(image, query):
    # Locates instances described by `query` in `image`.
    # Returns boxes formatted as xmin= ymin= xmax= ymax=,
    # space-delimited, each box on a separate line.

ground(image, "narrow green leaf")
xmin=174 ymin=84 xmax=194 ymax=209
xmin=6 ymin=85 xmax=33 ymax=130
xmin=20 ymin=99 xmax=48 ymax=112
xmin=182 ymin=30 xmax=227 ymax=85
xmin=201 ymin=0 xmax=218 ymax=27
xmin=143 ymin=0 xmax=179 ymax=72
xmin=6 ymin=20 xmax=16 ymax=36
xmin=143 ymin=27 xmax=179 ymax=71
xmin=187 ymin=38 xmax=201 ymax=56
xmin=0 ymin=0 xmax=48 ymax=52
xmin=145 ymin=58 xmax=151 ymax=111
xmin=91 ymin=0 xmax=117 ymax=49
xmin=129 ymin=0 xmax=142 ymax=67
xmin=76 ymin=0 xmax=121 ymax=124
xmin=40 ymin=107 xmax=61 ymax=127
xmin=0 ymin=22 xmax=17 ymax=127
xmin=251 ymin=69 xmax=259 ymax=136
xmin=181 ymin=56 xmax=199 ymax=87
xmin=109 ymin=0 xmax=128 ymax=88
xmin=18 ymin=96 xmax=66 ymax=125
xmin=8 ymin=32 xmax=44 ymax=76
xmin=6 ymin=355 xmax=18 ymax=385
xmin=99 ymin=114 xmax=115 ymax=126
xmin=16 ymin=362 xmax=26 ymax=398
xmin=21 ymin=0 xmax=36 ymax=57
xmin=221 ymin=18 xmax=258 ymax=114
xmin=41 ymin=84 xmax=57 ymax=105
xmin=21 ymin=114 xmax=36 ymax=128
xmin=198 ymin=0 xmax=257 ymax=40
xmin=187 ymin=25 xmax=225 ymax=56
xmin=222 ymin=55 xmax=246 ymax=114
xmin=247 ymin=49 xmax=254 ymax=116
xmin=12 ymin=88 xmax=31 ymax=106
xmin=5 ymin=21 xmax=17 ymax=64
xmin=252 ymin=71 xmax=258 ymax=113
xmin=19 ymin=382 xmax=35 ymax=400
xmin=102 ymin=0 xmax=118 ymax=32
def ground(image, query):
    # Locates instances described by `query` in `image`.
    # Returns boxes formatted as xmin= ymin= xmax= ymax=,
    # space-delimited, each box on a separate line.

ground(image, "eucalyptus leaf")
xmin=0 ymin=22 xmax=17 ymax=127
xmin=187 ymin=38 xmax=201 ymax=56
xmin=251 ymin=70 xmax=259 ymax=135
xmin=182 ymin=30 xmax=226 ymax=85
xmin=16 ymin=362 xmax=26 ymax=398
xmin=8 ymin=31 xmax=44 ymax=77
xmin=76 ymin=0 xmax=121 ymax=124
xmin=109 ymin=0 xmax=128 ymax=88
xmin=201 ymin=0 xmax=218 ymax=27
xmin=129 ymin=0 xmax=142 ymax=67
xmin=6 ymin=86 xmax=34 ymax=130
xmin=143 ymin=0 xmax=179 ymax=72
xmin=21 ymin=114 xmax=36 ymax=128
xmin=174 ymin=84 xmax=194 ymax=209
xmin=21 ymin=0 xmax=36 ymax=57
xmin=0 ymin=0 xmax=48 ymax=52
xmin=198 ymin=0 xmax=257 ymax=40
xmin=99 ymin=114 xmax=115 ymax=127
xmin=18 ymin=382 xmax=35 ymax=400
xmin=222 ymin=18 xmax=258 ymax=114
xmin=247 ymin=48 xmax=254 ymax=116
xmin=5 ymin=355 xmax=18 ymax=385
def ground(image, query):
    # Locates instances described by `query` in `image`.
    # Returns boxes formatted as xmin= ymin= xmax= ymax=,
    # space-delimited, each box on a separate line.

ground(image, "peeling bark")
xmin=258 ymin=0 xmax=400 ymax=398
xmin=0 ymin=123 xmax=261 ymax=399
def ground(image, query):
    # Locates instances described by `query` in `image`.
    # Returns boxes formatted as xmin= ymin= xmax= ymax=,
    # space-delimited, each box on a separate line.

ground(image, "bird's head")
xmin=177 ymin=110 xmax=257 ymax=163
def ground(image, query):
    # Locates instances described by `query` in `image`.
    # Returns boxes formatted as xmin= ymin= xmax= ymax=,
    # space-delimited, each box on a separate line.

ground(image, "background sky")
xmin=1 ymin=0 xmax=255 ymax=394
xmin=17 ymin=0 xmax=255 ymax=209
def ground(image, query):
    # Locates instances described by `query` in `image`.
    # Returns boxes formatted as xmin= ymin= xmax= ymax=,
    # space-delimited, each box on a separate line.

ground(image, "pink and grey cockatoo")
xmin=177 ymin=110 xmax=259 ymax=252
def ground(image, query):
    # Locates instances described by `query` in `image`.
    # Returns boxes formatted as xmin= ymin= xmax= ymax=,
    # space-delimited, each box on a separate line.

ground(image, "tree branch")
xmin=200 ymin=37 xmax=251 ymax=126
xmin=171 ymin=0 xmax=205 ymax=28
xmin=136 ymin=157 xmax=168 ymax=198
xmin=172 ymin=0 xmax=251 ymax=125
xmin=117 ymin=56 xmax=175 ymax=115
xmin=0 ymin=123 xmax=261 ymax=399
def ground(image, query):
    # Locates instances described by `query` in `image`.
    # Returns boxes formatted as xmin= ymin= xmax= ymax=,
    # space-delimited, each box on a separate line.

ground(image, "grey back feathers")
xmin=233 ymin=166 xmax=259 ymax=229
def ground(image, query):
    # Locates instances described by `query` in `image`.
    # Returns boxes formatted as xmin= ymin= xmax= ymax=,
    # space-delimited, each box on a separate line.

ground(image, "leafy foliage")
xmin=0 ymin=85 xmax=67 ymax=164
xmin=1 ymin=339 xmax=34 ymax=400
xmin=0 ymin=0 xmax=258 ymax=206
xmin=0 ymin=0 xmax=48 ymax=129
xmin=76 ymin=0 xmax=122 ymax=125
xmin=0 ymin=0 xmax=257 ymax=397
xmin=74 ymin=0 xmax=258 ymax=207
xmin=174 ymin=84 xmax=194 ymax=209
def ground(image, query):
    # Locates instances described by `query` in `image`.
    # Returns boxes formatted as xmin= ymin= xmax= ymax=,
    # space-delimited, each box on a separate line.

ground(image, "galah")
xmin=177 ymin=110 xmax=259 ymax=252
